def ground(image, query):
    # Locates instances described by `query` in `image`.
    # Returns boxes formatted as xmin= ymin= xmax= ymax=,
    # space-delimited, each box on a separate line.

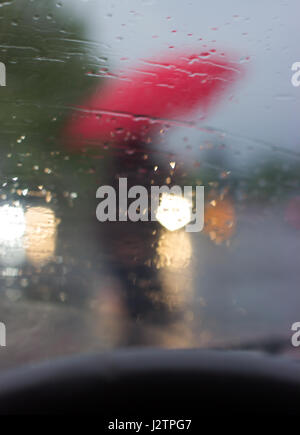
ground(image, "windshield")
xmin=0 ymin=0 xmax=299 ymax=370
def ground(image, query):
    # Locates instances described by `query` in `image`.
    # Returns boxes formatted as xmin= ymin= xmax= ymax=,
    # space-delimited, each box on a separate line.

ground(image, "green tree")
xmin=0 ymin=0 xmax=107 ymax=209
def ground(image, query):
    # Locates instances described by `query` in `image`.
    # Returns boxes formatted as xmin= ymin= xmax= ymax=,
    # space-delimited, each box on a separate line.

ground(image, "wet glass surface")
xmin=0 ymin=0 xmax=300 ymax=369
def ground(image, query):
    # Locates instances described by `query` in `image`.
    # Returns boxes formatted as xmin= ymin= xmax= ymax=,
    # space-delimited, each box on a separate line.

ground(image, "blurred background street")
xmin=0 ymin=0 xmax=300 ymax=369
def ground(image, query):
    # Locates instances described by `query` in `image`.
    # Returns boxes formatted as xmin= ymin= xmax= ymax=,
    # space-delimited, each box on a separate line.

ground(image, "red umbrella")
xmin=64 ymin=50 xmax=244 ymax=149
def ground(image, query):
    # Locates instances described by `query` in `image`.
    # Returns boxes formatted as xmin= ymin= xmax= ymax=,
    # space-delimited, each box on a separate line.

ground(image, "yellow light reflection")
xmin=152 ymin=229 xmax=193 ymax=311
xmin=155 ymin=230 xmax=192 ymax=270
xmin=24 ymin=207 xmax=58 ymax=266
xmin=156 ymin=193 xmax=192 ymax=232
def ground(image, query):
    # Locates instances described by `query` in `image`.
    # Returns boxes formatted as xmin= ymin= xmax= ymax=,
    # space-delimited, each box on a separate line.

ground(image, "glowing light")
xmin=0 ymin=205 xmax=26 ymax=266
xmin=156 ymin=193 xmax=192 ymax=231
xmin=204 ymin=197 xmax=236 ymax=244
xmin=24 ymin=207 xmax=58 ymax=266
xmin=0 ymin=205 xmax=25 ymax=242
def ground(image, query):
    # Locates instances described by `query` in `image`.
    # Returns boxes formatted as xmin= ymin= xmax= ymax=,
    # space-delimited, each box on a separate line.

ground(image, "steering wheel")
xmin=0 ymin=348 xmax=299 ymax=415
